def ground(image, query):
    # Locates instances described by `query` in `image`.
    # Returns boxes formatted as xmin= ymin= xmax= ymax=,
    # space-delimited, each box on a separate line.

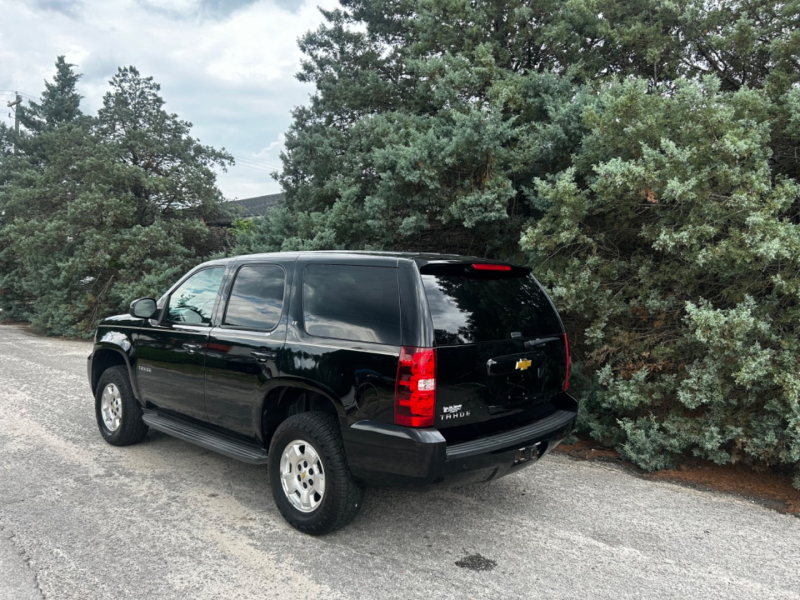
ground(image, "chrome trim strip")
xmin=293 ymin=341 xmax=399 ymax=357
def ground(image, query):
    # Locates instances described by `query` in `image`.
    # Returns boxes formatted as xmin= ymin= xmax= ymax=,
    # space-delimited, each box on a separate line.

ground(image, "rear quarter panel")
xmin=282 ymin=254 xmax=403 ymax=426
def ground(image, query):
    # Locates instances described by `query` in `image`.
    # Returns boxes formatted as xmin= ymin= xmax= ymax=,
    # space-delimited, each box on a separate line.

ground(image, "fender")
xmin=256 ymin=376 xmax=346 ymax=445
xmin=89 ymin=330 xmax=143 ymax=404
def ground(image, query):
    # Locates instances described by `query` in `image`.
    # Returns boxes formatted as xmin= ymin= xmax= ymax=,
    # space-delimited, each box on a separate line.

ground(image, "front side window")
xmin=223 ymin=265 xmax=285 ymax=330
xmin=303 ymin=264 xmax=400 ymax=345
xmin=166 ymin=267 xmax=226 ymax=325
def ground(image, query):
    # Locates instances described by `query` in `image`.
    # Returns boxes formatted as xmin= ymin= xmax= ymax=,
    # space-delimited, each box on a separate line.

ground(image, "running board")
xmin=142 ymin=409 xmax=269 ymax=465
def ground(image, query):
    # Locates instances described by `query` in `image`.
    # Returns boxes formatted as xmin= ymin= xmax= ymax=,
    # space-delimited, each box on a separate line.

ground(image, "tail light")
xmin=563 ymin=333 xmax=571 ymax=392
xmin=395 ymin=347 xmax=436 ymax=427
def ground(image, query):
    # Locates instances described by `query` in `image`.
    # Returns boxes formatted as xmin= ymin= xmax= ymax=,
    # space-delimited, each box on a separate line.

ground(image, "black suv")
xmin=88 ymin=251 xmax=577 ymax=534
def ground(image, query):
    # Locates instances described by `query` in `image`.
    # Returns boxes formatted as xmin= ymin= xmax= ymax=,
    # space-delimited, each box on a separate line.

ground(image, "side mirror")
xmin=129 ymin=298 xmax=158 ymax=320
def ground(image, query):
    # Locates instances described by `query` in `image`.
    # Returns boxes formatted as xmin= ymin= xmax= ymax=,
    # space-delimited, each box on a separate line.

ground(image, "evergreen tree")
xmin=0 ymin=60 xmax=233 ymax=336
xmin=234 ymin=0 xmax=800 ymax=486
xmin=18 ymin=55 xmax=83 ymax=132
xmin=96 ymin=66 xmax=232 ymax=226
xmin=249 ymin=0 xmax=799 ymax=255
xmin=521 ymin=78 xmax=800 ymax=478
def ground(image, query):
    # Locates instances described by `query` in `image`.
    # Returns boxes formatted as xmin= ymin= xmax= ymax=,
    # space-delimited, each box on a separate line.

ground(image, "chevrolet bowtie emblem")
xmin=515 ymin=358 xmax=533 ymax=371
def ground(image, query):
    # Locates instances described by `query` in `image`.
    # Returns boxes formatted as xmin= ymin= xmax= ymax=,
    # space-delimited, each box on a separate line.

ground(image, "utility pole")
xmin=7 ymin=92 xmax=21 ymax=155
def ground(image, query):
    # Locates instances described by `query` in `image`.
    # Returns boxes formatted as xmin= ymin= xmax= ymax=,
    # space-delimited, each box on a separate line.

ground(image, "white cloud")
xmin=254 ymin=133 xmax=286 ymax=166
xmin=0 ymin=0 xmax=337 ymax=199
xmin=213 ymin=132 xmax=286 ymax=201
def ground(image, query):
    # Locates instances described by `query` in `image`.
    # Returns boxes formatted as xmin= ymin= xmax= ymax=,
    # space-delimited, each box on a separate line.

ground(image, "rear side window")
xmin=303 ymin=264 xmax=400 ymax=345
xmin=421 ymin=272 xmax=561 ymax=345
xmin=223 ymin=265 xmax=285 ymax=330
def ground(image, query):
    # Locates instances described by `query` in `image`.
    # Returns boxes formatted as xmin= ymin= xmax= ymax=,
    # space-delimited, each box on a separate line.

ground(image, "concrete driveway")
xmin=0 ymin=323 xmax=798 ymax=599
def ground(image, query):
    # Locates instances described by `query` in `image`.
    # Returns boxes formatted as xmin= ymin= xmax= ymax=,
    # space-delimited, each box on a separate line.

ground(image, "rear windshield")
xmin=421 ymin=271 xmax=562 ymax=346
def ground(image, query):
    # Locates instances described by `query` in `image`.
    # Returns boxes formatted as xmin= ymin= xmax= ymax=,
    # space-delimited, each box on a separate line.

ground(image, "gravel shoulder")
xmin=556 ymin=440 xmax=800 ymax=515
xmin=1 ymin=323 xmax=799 ymax=599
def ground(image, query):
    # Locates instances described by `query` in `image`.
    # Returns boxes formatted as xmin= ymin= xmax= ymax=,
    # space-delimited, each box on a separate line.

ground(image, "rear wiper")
xmin=523 ymin=336 xmax=560 ymax=349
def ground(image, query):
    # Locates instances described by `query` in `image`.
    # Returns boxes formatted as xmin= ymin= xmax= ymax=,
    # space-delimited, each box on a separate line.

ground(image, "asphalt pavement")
xmin=0 ymin=323 xmax=798 ymax=599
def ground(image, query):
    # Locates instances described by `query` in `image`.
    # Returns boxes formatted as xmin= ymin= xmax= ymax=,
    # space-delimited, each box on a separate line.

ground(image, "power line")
xmin=230 ymin=157 xmax=276 ymax=171
xmin=0 ymin=90 xmax=36 ymax=100
xmin=229 ymin=162 xmax=276 ymax=175
xmin=232 ymin=155 xmax=282 ymax=170
xmin=233 ymin=159 xmax=281 ymax=171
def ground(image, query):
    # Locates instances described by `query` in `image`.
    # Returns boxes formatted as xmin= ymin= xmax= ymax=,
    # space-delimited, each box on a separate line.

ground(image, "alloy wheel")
xmin=279 ymin=439 xmax=326 ymax=513
xmin=100 ymin=383 xmax=123 ymax=432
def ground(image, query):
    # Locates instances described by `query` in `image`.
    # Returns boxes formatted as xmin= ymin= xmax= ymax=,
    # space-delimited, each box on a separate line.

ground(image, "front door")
xmin=204 ymin=263 xmax=289 ymax=438
xmin=135 ymin=266 xmax=226 ymax=422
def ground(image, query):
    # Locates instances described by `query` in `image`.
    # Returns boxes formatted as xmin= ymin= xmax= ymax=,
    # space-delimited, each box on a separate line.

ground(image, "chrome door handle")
xmin=251 ymin=349 xmax=277 ymax=362
xmin=183 ymin=343 xmax=203 ymax=354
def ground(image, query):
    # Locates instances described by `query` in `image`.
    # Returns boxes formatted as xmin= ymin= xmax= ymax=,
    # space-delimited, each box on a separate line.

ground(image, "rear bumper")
xmin=343 ymin=393 xmax=578 ymax=487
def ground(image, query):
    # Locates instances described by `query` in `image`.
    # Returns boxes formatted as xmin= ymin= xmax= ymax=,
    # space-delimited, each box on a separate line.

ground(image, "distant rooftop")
xmin=227 ymin=192 xmax=285 ymax=218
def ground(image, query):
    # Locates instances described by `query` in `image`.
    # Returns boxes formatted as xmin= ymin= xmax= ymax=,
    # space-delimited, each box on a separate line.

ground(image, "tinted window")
xmin=303 ymin=264 xmax=400 ymax=345
xmin=167 ymin=267 xmax=226 ymax=325
xmin=223 ymin=265 xmax=285 ymax=330
xmin=422 ymin=273 xmax=561 ymax=345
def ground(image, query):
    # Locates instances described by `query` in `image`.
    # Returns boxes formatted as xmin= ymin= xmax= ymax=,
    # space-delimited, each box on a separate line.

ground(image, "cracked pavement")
xmin=1 ymin=323 xmax=799 ymax=599
xmin=0 ymin=525 xmax=44 ymax=600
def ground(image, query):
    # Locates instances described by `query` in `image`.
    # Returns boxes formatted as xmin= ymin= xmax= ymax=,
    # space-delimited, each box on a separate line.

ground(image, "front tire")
xmin=268 ymin=412 xmax=364 ymax=535
xmin=95 ymin=365 xmax=148 ymax=446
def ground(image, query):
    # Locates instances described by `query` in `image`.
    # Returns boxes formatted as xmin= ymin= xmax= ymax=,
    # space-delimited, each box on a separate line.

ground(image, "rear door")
xmin=203 ymin=261 xmax=291 ymax=439
xmin=419 ymin=263 xmax=567 ymax=439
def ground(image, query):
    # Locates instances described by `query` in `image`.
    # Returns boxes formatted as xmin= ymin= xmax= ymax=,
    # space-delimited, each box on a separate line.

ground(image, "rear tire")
xmin=95 ymin=365 xmax=148 ymax=446
xmin=268 ymin=412 xmax=364 ymax=535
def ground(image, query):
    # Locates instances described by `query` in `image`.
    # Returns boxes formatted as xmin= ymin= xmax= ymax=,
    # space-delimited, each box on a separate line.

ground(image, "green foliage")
xmin=0 ymin=59 xmax=232 ymax=337
xmin=18 ymin=56 xmax=83 ymax=132
xmin=270 ymin=1 xmax=603 ymax=255
xmin=522 ymin=77 xmax=800 ymax=480
xmin=230 ymin=0 xmax=800 ymax=485
xmin=244 ymin=0 xmax=800 ymax=254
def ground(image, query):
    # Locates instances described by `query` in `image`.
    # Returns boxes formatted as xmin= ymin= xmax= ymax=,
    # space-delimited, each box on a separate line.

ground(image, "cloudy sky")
xmin=0 ymin=0 xmax=339 ymax=199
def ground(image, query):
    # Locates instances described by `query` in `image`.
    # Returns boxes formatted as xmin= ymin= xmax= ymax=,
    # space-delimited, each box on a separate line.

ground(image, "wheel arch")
xmin=90 ymin=344 xmax=141 ymax=402
xmin=260 ymin=381 xmax=343 ymax=448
